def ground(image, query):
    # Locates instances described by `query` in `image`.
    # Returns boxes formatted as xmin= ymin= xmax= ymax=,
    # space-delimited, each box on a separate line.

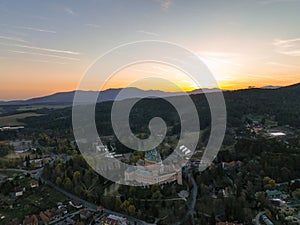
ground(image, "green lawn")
xmin=0 ymin=112 xmax=44 ymax=126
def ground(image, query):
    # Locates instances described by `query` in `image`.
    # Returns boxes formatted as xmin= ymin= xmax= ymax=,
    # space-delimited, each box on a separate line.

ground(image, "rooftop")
xmin=145 ymin=149 xmax=162 ymax=163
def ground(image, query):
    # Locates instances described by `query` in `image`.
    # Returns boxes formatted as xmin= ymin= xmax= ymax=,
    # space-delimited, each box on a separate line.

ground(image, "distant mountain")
xmin=261 ymin=85 xmax=283 ymax=89
xmin=1 ymin=83 xmax=298 ymax=106
xmin=0 ymin=87 xmax=221 ymax=106
xmin=189 ymin=88 xmax=222 ymax=95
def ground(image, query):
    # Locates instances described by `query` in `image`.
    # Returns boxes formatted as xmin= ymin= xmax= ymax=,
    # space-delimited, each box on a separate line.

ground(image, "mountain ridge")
xmin=1 ymin=83 xmax=299 ymax=106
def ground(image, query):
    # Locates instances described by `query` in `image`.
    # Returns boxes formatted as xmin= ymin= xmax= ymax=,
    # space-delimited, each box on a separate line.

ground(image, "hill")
xmin=0 ymin=87 xmax=221 ymax=106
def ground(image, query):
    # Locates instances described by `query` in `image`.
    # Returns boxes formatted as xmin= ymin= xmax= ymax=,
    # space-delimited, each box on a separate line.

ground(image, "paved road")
xmin=1 ymin=166 xmax=152 ymax=225
xmin=171 ymin=172 xmax=198 ymax=225
xmin=44 ymin=179 xmax=153 ymax=225
xmin=255 ymin=211 xmax=264 ymax=225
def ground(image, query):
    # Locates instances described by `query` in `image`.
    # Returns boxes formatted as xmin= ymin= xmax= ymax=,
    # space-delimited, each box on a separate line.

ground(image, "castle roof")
xmin=136 ymin=169 xmax=152 ymax=176
xmin=137 ymin=159 xmax=145 ymax=166
xmin=145 ymin=149 xmax=161 ymax=163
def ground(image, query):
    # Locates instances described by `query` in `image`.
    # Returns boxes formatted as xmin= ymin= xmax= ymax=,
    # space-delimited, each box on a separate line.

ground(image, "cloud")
xmin=0 ymin=35 xmax=27 ymax=43
xmin=138 ymin=30 xmax=159 ymax=37
xmin=198 ymin=51 xmax=244 ymax=67
xmin=273 ymin=37 xmax=300 ymax=56
xmin=85 ymin=23 xmax=101 ymax=28
xmin=8 ymin=50 xmax=80 ymax=61
xmin=162 ymin=0 xmax=173 ymax=9
xmin=0 ymin=42 xmax=80 ymax=55
xmin=155 ymin=0 xmax=174 ymax=10
xmin=266 ymin=61 xmax=300 ymax=69
xmin=65 ymin=7 xmax=76 ymax=16
xmin=273 ymin=37 xmax=300 ymax=46
xmin=1 ymin=24 xmax=56 ymax=34
xmin=258 ymin=0 xmax=297 ymax=4
xmin=24 ymin=59 xmax=67 ymax=65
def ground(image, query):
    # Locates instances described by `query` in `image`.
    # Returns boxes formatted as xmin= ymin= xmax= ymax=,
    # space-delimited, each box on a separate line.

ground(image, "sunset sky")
xmin=1 ymin=0 xmax=300 ymax=100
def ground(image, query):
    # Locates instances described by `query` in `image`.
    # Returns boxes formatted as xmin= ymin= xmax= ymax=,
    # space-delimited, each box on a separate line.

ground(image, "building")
xmin=222 ymin=161 xmax=242 ymax=170
xmin=80 ymin=209 xmax=92 ymax=220
xmin=23 ymin=158 xmax=44 ymax=168
xmin=0 ymin=126 xmax=24 ymax=131
xmin=22 ymin=215 xmax=38 ymax=225
xmin=39 ymin=207 xmax=67 ymax=224
xmin=125 ymin=149 xmax=182 ymax=185
xmin=97 ymin=205 xmax=104 ymax=213
xmin=266 ymin=190 xmax=288 ymax=199
xmin=11 ymin=140 xmax=32 ymax=153
xmin=101 ymin=214 xmax=129 ymax=225
xmin=39 ymin=212 xmax=50 ymax=225
xmin=69 ymin=200 xmax=83 ymax=209
xmin=10 ymin=187 xmax=26 ymax=197
xmin=30 ymin=180 xmax=39 ymax=188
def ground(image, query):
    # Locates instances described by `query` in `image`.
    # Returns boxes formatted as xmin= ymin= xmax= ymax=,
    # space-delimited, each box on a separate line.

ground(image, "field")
xmin=0 ymin=112 xmax=44 ymax=126
xmin=16 ymin=105 xmax=67 ymax=111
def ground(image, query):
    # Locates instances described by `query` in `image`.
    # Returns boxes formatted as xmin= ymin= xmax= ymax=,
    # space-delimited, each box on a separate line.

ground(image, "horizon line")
xmin=1 ymin=82 xmax=299 ymax=102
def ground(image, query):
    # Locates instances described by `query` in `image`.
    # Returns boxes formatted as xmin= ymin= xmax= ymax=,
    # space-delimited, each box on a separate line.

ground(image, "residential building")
xmin=101 ymin=214 xmax=129 ymax=225
xmin=22 ymin=215 xmax=38 ymax=225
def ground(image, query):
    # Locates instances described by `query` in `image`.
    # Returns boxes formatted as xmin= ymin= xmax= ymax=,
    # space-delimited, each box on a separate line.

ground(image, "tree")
xmin=73 ymin=171 xmax=80 ymax=183
xmin=115 ymin=196 xmax=122 ymax=211
xmin=121 ymin=200 xmax=130 ymax=212
xmin=292 ymin=188 xmax=300 ymax=199
xmin=263 ymin=176 xmax=276 ymax=190
xmin=64 ymin=177 xmax=72 ymax=191
xmin=128 ymin=204 xmax=136 ymax=215
xmin=56 ymin=177 xmax=62 ymax=186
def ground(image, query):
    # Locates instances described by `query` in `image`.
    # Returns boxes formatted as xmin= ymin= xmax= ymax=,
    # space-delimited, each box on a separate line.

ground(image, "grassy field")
xmin=0 ymin=112 xmax=44 ymax=126
xmin=17 ymin=105 xmax=67 ymax=111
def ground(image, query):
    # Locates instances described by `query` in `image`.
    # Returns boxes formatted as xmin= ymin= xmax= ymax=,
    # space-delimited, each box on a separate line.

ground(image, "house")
xmin=266 ymin=190 xmax=288 ymax=199
xmin=101 ymin=214 xmax=129 ymax=225
xmin=97 ymin=205 xmax=104 ymax=213
xmin=10 ymin=187 xmax=25 ymax=197
xmin=11 ymin=140 xmax=32 ymax=153
xmin=270 ymin=198 xmax=286 ymax=207
xmin=222 ymin=161 xmax=242 ymax=170
xmin=80 ymin=209 xmax=92 ymax=220
xmin=22 ymin=215 xmax=38 ymax=225
xmin=69 ymin=200 xmax=83 ymax=209
xmin=30 ymin=180 xmax=39 ymax=188
xmin=39 ymin=212 xmax=50 ymax=225
xmin=23 ymin=159 xmax=43 ymax=168
xmin=39 ymin=207 xmax=67 ymax=224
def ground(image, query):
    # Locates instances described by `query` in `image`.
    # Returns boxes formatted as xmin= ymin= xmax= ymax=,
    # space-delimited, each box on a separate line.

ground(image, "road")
xmin=0 ymin=166 xmax=152 ymax=225
xmin=171 ymin=172 xmax=198 ymax=225
xmin=255 ymin=211 xmax=264 ymax=225
xmin=43 ymin=179 xmax=153 ymax=225
xmin=0 ymin=168 xmax=43 ymax=180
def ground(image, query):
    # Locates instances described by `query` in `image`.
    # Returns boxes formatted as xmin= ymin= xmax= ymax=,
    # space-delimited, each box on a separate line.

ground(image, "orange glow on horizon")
xmin=0 ymin=57 xmax=299 ymax=101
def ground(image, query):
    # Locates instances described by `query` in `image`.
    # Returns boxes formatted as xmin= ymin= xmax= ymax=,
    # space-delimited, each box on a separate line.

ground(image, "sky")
xmin=0 ymin=0 xmax=300 ymax=100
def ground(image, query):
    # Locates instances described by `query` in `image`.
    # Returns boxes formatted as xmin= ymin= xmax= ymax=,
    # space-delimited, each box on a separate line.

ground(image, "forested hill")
xmin=224 ymin=82 xmax=300 ymax=127
xmin=8 ymin=82 xmax=300 ymax=135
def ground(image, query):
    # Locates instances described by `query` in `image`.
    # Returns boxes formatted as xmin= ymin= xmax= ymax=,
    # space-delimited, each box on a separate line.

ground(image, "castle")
xmin=125 ymin=149 xmax=182 ymax=185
